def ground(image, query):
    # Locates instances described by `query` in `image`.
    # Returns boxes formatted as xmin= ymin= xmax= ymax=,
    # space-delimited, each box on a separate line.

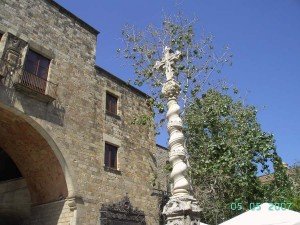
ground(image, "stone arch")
xmin=0 ymin=103 xmax=76 ymax=210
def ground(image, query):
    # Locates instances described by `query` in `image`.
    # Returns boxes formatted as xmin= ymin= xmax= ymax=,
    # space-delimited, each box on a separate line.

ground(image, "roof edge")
xmin=45 ymin=0 xmax=100 ymax=35
xmin=95 ymin=65 xmax=150 ymax=99
xmin=156 ymin=144 xmax=169 ymax=151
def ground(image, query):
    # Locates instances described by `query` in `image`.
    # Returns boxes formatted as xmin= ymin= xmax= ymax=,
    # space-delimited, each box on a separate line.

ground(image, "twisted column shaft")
xmin=162 ymin=80 xmax=190 ymax=197
xmin=166 ymin=99 xmax=190 ymax=197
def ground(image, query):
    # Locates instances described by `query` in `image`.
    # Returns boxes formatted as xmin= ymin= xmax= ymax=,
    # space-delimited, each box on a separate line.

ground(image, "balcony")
xmin=14 ymin=69 xmax=58 ymax=103
xmin=0 ymin=59 xmax=58 ymax=103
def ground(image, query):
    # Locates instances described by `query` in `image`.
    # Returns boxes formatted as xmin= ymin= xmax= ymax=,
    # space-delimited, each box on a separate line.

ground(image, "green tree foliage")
xmin=282 ymin=163 xmax=300 ymax=211
xmin=262 ymin=160 xmax=292 ymax=203
xmin=184 ymin=89 xmax=291 ymax=224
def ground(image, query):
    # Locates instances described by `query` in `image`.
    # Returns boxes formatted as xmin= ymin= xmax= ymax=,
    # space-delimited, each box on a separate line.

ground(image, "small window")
xmin=104 ymin=143 xmax=118 ymax=169
xmin=25 ymin=50 xmax=50 ymax=79
xmin=106 ymin=92 xmax=118 ymax=115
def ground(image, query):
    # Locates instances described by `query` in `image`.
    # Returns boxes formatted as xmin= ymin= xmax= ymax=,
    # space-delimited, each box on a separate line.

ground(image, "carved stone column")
xmin=155 ymin=47 xmax=201 ymax=225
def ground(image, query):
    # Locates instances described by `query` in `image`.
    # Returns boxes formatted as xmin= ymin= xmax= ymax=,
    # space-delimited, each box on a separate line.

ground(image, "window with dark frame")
xmin=25 ymin=50 xmax=50 ymax=79
xmin=104 ymin=143 xmax=118 ymax=169
xmin=23 ymin=49 xmax=51 ymax=93
xmin=106 ymin=92 xmax=118 ymax=115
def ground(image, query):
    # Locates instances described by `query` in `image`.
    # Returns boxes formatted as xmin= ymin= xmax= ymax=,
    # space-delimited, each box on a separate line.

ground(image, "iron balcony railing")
xmin=0 ymin=59 xmax=58 ymax=102
xmin=16 ymin=69 xmax=58 ymax=101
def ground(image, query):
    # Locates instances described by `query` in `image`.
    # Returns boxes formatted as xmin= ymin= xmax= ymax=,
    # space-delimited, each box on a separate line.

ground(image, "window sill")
xmin=14 ymin=83 xmax=56 ymax=103
xmin=105 ymin=111 xmax=121 ymax=120
xmin=104 ymin=166 xmax=121 ymax=175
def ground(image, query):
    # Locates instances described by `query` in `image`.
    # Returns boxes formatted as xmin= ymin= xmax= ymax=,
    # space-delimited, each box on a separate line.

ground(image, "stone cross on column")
xmin=154 ymin=46 xmax=182 ymax=81
xmin=155 ymin=46 xmax=201 ymax=225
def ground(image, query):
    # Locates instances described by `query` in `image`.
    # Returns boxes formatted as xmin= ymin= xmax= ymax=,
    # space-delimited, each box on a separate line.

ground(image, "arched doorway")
xmin=0 ymin=105 xmax=76 ymax=225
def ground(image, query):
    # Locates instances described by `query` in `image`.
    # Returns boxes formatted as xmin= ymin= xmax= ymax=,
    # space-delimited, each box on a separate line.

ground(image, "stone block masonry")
xmin=0 ymin=0 xmax=169 ymax=224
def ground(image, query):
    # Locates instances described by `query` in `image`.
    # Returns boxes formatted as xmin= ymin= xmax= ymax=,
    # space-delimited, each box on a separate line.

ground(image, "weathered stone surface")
xmin=155 ymin=144 xmax=170 ymax=191
xmin=163 ymin=195 xmax=201 ymax=225
xmin=0 ymin=178 xmax=31 ymax=221
xmin=0 ymin=0 xmax=169 ymax=224
xmin=100 ymin=195 xmax=146 ymax=225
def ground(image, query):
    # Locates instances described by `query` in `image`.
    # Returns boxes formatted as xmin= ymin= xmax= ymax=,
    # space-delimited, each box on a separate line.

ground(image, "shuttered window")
xmin=104 ymin=143 xmax=118 ymax=169
xmin=106 ymin=92 xmax=118 ymax=115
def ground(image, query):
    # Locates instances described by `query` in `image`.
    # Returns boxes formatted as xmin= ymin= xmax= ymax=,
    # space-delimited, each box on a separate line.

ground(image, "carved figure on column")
xmin=155 ymin=46 xmax=201 ymax=224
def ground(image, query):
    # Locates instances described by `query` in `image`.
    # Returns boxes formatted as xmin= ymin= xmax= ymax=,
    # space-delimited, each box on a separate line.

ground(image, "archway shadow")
xmin=0 ymin=105 xmax=76 ymax=224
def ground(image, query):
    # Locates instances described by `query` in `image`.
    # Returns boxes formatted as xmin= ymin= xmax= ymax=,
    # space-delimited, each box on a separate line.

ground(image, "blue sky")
xmin=55 ymin=0 xmax=300 ymax=166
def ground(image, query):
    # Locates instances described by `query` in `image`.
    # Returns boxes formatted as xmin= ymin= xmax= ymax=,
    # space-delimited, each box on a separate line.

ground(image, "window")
xmin=0 ymin=33 xmax=2 ymax=40
xmin=25 ymin=50 xmax=50 ymax=79
xmin=23 ymin=50 xmax=51 ymax=93
xmin=106 ymin=92 xmax=118 ymax=115
xmin=104 ymin=143 xmax=118 ymax=169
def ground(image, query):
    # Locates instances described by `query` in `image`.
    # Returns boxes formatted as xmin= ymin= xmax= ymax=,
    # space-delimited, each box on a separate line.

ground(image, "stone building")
xmin=0 ymin=0 xmax=169 ymax=224
xmin=259 ymin=164 xmax=297 ymax=184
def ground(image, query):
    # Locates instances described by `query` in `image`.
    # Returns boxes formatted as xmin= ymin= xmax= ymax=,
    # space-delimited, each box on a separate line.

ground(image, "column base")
xmin=163 ymin=195 xmax=202 ymax=225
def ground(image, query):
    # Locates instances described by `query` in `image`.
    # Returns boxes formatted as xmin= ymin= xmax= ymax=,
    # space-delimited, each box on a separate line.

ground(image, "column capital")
xmin=162 ymin=79 xmax=180 ymax=99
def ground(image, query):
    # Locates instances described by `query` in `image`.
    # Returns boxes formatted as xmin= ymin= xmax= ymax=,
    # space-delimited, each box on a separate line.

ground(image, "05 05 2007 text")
xmin=230 ymin=202 xmax=292 ymax=211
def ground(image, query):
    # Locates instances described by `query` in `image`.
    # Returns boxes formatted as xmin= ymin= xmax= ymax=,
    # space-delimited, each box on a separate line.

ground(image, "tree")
xmin=118 ymin=13 xmax=232 ymax=128
xmin=289 ymin=164 xmax=300 ymax=211
xmin=277 ymin=163 xmax=300 ymax=212
xmin=184 ymin=89 xmax=290 ymax=225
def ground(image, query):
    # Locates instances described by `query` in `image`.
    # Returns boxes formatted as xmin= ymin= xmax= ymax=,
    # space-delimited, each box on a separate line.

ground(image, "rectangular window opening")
xmin=104 ymin=143 xmax=118 ymax=169
xmin=23 ymin=49 xmax=50 ymax=94
xmin=106 ymin=92 xmax=118 ymax=115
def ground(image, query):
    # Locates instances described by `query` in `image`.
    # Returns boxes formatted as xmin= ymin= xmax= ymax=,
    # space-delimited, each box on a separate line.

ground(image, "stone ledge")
xmin=103 ymin=166 xmax=122 ymax=175
xmin=105 ymin=111 xmax=121 ymax=120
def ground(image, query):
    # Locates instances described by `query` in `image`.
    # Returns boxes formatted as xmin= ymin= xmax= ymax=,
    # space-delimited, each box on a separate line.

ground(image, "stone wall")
xmin=0 ymin=0 xmax=168 ymax=224
xmin=29 ymin=201 xmax=75 ymax=225
xmin=0 ymin=178 xmax=31 ymax=223
xmin=155 ymin=145 xmax=170 ymax=192
xmin=86 ymin=67 xmax=160 ymax=224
